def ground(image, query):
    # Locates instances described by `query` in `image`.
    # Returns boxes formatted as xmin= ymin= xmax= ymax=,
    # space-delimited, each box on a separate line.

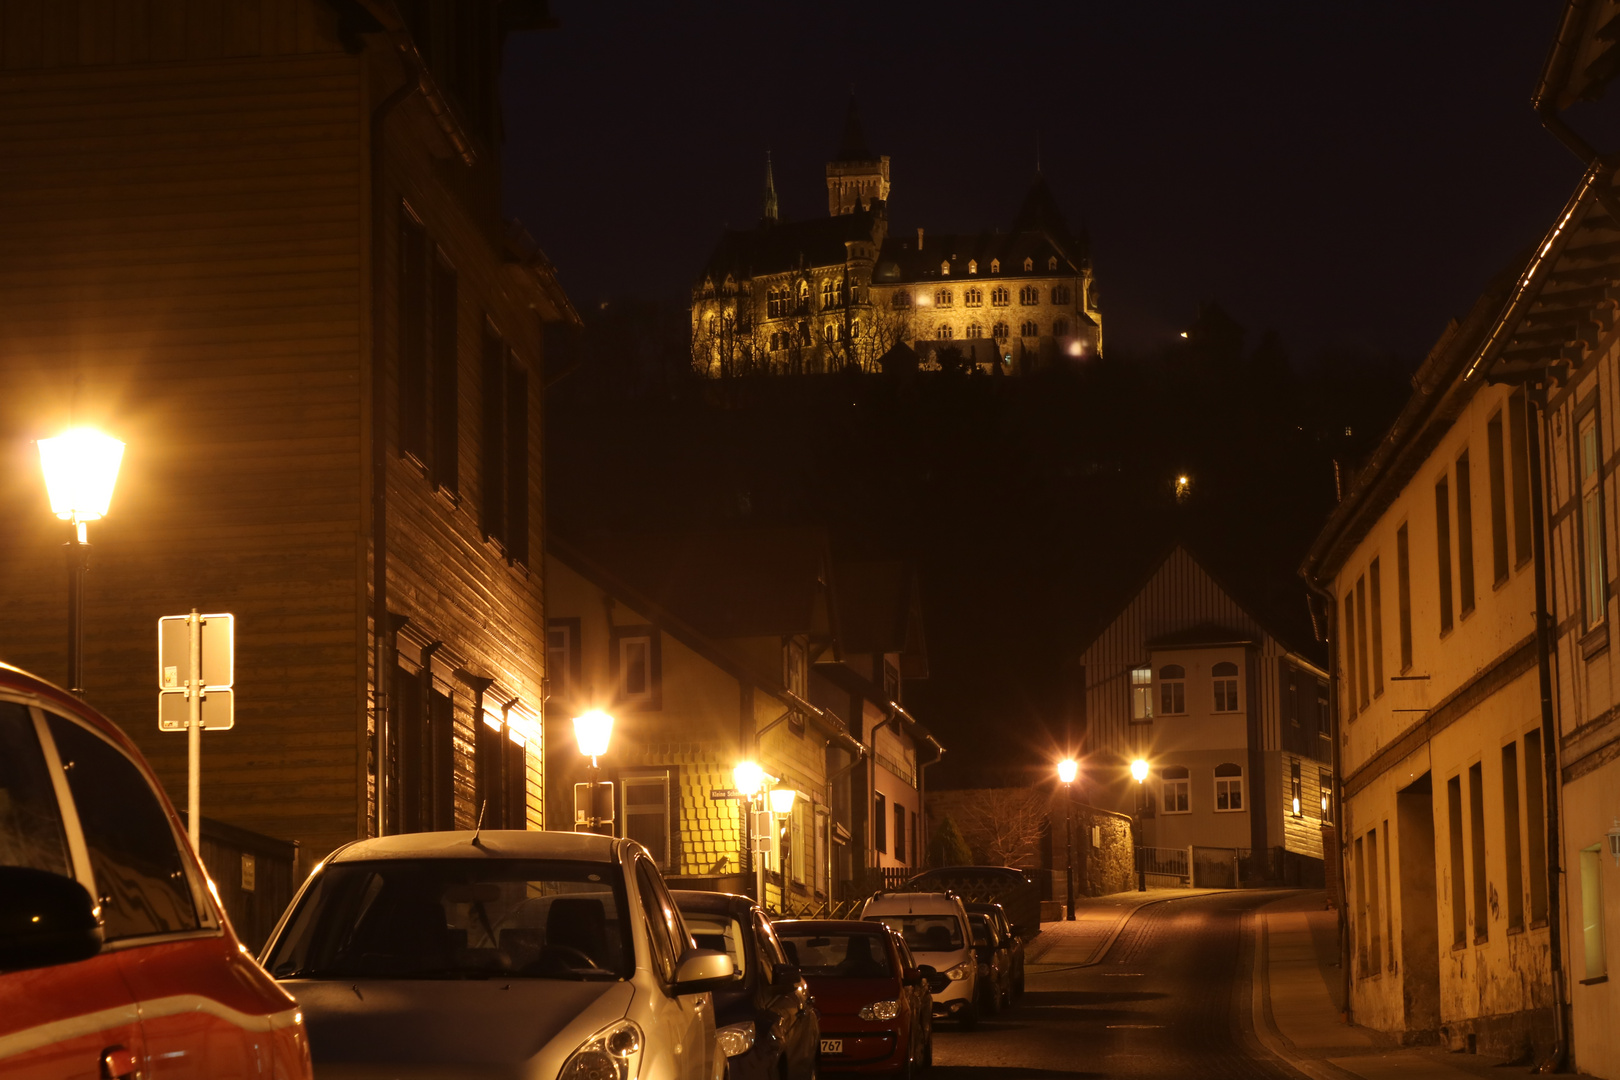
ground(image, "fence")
xmin=1138 ymin=845 xmax=1190 ymax=887
xmin=183 ymin=813 xmax=300 ymax=954
xmin=774 ymin=896 xmax=868 ymax=920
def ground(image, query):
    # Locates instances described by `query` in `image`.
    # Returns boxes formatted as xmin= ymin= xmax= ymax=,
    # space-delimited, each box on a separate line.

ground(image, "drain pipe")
xmin=369 ymin=66 xmax=420 ymax=838
xmin=1526 ymin=392 xmax=1570 ymax=1075
xmin=1301 ymin=574 xmax=1351 ymax=1026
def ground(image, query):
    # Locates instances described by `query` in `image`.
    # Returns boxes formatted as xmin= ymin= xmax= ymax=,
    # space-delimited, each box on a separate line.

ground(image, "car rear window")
xmin=774 ymin=929 xmax=892 ymax=978
xmin=866 ymin=914 xmax=964 ymax=951
xmin=265 ymin=858 xmax=633 ymax=981
xmin=0 ymin=703 xmax=71 ymax=878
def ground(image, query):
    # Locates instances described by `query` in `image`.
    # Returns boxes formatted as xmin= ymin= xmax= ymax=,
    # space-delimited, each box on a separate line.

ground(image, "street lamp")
xmin=1130 ymin=757 xmax=1149 ymax=892
xmin=1058 ymin=759 xmax=1078 ymax=920
xmin=770 ymin=787 xmax=798 ymax=906
xmin=573 ymin=709 xmax=614 ymax=832
xmin=734 ymin=761 xmax=767 ymax=902
xmin=38 ymin=428 xmax=126 ymax=696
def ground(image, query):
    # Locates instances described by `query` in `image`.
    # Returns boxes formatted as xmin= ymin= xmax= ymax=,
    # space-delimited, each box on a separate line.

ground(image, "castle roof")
xmin=834 ymin=96 xmax=875 ymax=162
xmin=698 ymin=208 xmax=882 ymax=285
xmin=872 ymin=230 xmax=1078 ymax=285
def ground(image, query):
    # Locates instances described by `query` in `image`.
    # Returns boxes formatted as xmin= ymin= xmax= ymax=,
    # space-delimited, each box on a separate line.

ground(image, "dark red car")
xmin=774 ymin=919 xmax=932 ymax=1080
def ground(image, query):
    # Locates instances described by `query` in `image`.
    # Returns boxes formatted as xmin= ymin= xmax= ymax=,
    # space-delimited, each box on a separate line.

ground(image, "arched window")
xmin=851 ymin=320 xmax=860 ymax=339
xmin=991 ymin=287 xmax=1010 ymax=307
xmin=1020 ymin=320 xmax=1039 ymax=338
xmin=941 ymin=259 xmax=951 ymax=275
xmin=1051 ymin=285 xmax=1072 ymax=305
xmin=1158 ymin=665 xmax=1186 ymax=715
xmin=1019 ymin=285 xmax=1039 ymax=305
xmin=1053 ymin=318 xmax=1069 ymax=337
xmin=936 ymin=324 xmax=953 ymax=340
xmin=1212 ymin=661 xmax=1239 ymax=712
xmin=964 ymin=288 xmax=983 ymax=307
xmin=1023 ymin=257 xmax=1033 ymax=272
xmin=822 ymin=279 xmax=836 ymax=309
xmin=799 ymin=282 xmax=810 ymax=307
xmin=824 ymin=323 xmax=835 ymax=341
xmin=1048 ymin=256 xmax=1058 ymax=271
xmin=935 ymin=289 xmax=953 ymax=307
xmin=968 ymin=259 xmax=978 ymax=274
xmin=892 ymin=292 xmax=912 ymax=310
xmin=1215 ymin=763 xmax=1244 ymax=811
xmin=965 ymin=323 xmax=983 ymax=339
xmin=1161 ymin=765 xmax=1190 ymax=813
xmin=990 ymin=258 xmax=1001 ymax=273
xmin=993 ymin=322 xmax=1009 ymax=340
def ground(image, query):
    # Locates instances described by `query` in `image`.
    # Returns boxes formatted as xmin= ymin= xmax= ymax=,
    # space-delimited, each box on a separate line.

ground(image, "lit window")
xmin=991 ymin=287 xmax=1010 ymax=307
xmin=1130 ymin=665 xmax=1153 ymax=721
xmin=965 ymin=323 xmax=983 ymax=338
xmin=936 ymin=325 xmax=953 ymax=340
xmin=1023 ymin=257 xmax=1033 ymax=272
xmin=990 ymin=258 xmax=1000 ymax=273
xmin=1053 ymin=318 xmax=1069 ymax=337
xmin=1020 ymin=320 xmax=1039 ymax=337
xmin=1319 ymin=770 xmax=1333 ymax=822
xmin=964 ymin=288 xmax=982 ymax=307
xmin=1290 ymin=760 xmax=1302 ymax=817
xmin=1212 ymin=661 xmax=1239 ymax=712
xmin=1161 ymin=766 xmax=1190 ymax=813
xmin=1580 ymin=412 xmax=1607 ymax=628
xmin=992 ymin=322 xmax=1009 ymax=340
xmin=799 ymin=282 xmax=810 ymax=307
xmin=968 ymin=260 xmax=978 ymax=274
xmin=941 ymin=260 xmax=951 ymax=275
xmin=1019 ymin=285 xmax=1039 ymax=305
xmin=935 ymin=289 xmax=953 ymax=307
xmin=1215 ymin=763 xmax=1244 ymax=810
xmin=1158 ymin=665 xmax=1186 ymax=715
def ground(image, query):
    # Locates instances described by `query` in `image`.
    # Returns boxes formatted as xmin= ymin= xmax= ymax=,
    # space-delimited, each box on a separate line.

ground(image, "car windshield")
xmin=775 ymin=930 xmax=892 ymax=978
xmin=867 ymin=914 xmax=964 ymax=952
xmin=679 ymin=911 xmax=749 ymax=982
xmin=265 ymin=858 xmax=632 ymax=981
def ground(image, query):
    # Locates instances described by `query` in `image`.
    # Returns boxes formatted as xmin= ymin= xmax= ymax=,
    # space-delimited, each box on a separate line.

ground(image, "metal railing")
xmin=1138 ymin=845 xmax=1191 ymax=885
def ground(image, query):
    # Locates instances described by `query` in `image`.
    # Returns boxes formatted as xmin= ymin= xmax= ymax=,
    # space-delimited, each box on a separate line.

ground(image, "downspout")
xmin=1526 ymin=393 xmax=1569 ymax=1075
xmin=369 ymin=66 xmax=420 ymax=838
xmin=825 ymin=748 xmax=867 ymax=902
xmin=1302 ymin=574 xmax=1351 ymax=1026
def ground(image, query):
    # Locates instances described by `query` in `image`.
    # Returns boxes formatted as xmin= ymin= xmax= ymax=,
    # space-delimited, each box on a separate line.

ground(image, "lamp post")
xmin=37 ymin=428 xmax=126 ymax=697
xmin=734 ymin=761 xmax=766 ymax=902
xmin=1058 ymin=759 xmax=1078 ymax=920
xmin=770 ymin=787 xmax=798 ymax=908
xmin=1130 ymin=757 xmax=1149 ymax=893
xmin=573 ymin=709 xmax=614 ymax=833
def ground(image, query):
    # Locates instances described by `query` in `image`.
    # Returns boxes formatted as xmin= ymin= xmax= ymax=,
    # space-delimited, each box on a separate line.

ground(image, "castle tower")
xmin=762 ymin=151 xmax=779 ymax=224
xmin=825 ymin=97 xmax=890 ymax=216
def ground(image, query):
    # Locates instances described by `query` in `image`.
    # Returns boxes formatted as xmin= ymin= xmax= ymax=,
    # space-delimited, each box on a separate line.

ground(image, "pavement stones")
xmin=1025 ymin=886 xmax=1227 ymax=969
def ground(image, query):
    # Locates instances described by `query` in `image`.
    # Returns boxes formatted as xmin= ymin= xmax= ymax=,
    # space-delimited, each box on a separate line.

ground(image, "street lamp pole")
xmin=1131 ymin=758 xmax=1149 ymax=893
xmin=1058 ymin=759 xmax=1078 ymax=920
xmin=38 ymin=429 xmax=125 ymax=698
xmin=734 ymin=761 xmax=766 ymax=903
xmin=770 ymin=787 xmax=798 ymax=910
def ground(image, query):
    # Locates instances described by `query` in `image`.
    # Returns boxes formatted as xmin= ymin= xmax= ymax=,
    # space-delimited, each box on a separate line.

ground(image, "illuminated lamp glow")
xmin=1130 ymin=758 xmax=1150 ymax=784
xmin=38 ymin=428 xmax=125 ymax=523
xmin=1058 ymin=759 xmax=1078 ymax=784
xmin=573 ymin=709 xmax=614 ymax=757
xmin=768 ymin=788 xmax=799 ymax=814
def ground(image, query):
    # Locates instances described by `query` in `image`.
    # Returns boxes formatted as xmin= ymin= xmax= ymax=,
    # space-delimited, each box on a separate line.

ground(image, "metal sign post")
xmin=158 ymin=611 xmax=235 ymax=853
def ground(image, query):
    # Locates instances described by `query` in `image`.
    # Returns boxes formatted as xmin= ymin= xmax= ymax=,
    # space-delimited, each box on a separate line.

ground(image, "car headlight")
xmin=558 ymin=1019 xmax=644 ymax=1080
xmin=715 ymin=1023 xmax=755 ymax=1058
xmin=858 ymin=1000 xmax=899 ymax=1021
xmin=946 ymin=961 xmax=973 ymax=981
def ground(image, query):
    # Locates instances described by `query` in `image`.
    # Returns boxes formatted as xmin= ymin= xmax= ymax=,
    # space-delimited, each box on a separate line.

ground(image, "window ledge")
xmin=1581 ymin=622 xmax=1609 ymax=660
xmin=1580 ymin=974 xmax=1609 ymax=986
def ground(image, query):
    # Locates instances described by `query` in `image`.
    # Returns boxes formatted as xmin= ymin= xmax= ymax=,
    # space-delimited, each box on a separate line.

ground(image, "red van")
xmin=0 ymin=662 xmax=312 ymax=1079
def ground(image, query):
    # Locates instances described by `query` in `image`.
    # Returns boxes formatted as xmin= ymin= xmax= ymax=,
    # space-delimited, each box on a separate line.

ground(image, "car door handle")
xmin=100 ymin=1045 xmax=140 ymax=1080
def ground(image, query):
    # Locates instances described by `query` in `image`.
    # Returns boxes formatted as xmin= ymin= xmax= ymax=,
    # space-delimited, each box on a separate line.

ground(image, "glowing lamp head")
xmin=733 ymin=761 xmax=766 ymax=798
xmin=38 ymin=428 xmax=125 ymax=523
xmin=572 ymin=710 xmax=614 ymax=759
xmin=1130 ymin=758 xmax=1150 ymax=784
xmin=1058 ymin=759 xmax=1078 ymax=784
xmin=768 ymin=787 xmax=799 ymax=814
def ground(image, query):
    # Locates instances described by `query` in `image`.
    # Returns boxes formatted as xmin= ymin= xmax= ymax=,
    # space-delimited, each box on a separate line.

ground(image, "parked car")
xmin=0 ymin=661 xmax=312 ymax=1080
xmin=883 ymin=926 xmax=934 ymax=1050
xmin=260 ymin=830 xmax=733 ymax=1079
xmin=964 ymin=909 xmax=1011 ymax=1013
xmin=774 ymin=918 xmax=931 ymax=1078
xmin=901 ymin=866 xmax=1041 ymax=939
xmin=671 ymin=890 xmax=818 ymax=1080
xmin=861 ymin=891 xmax=978 ymax=1028
xmin=964 ymin=901 xmax=1024 ymax=997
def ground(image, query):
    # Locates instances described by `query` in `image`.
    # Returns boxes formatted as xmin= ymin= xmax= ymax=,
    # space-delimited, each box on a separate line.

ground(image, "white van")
xmin=861 ymin=891 xmax=980 ymax=1028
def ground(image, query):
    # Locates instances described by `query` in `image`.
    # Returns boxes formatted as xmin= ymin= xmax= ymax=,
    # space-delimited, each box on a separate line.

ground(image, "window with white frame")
xmin=1130 ymin=665 xmax=1153 ymax=722
xmin=546 ymin=618 xmax=580 ymax=704
xmin=1215 ymin=763 xmax=1244 ymax=811
xmin=1158 ymin=665 xmax=1186 ymax=715
xmin=611 ymin=625 xmax=661 ymax=710
xmin=1579 ymin=409 xmax=1607 ymax=629
xmin=1161 ymin=766 xmax=1190 ymax=813
xmin=1212 ymin=661 xmax=1239 ymax=712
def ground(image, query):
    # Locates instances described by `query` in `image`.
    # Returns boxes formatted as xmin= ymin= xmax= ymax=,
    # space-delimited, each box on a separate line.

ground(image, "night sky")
xmin=504 ymin=1 xmax=1585 ymax=363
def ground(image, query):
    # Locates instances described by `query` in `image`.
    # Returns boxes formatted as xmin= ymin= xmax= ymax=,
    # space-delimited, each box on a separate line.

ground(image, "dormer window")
xmin=1048 ymin=256 xmax=1058 ymax=271
xmin=968 ymin=260 xmax=978 ymax=274
xmin=1158 ymin=665 xmax=1186 ymax=715
xmin=990 ymin=259 xmax=1000 ymax=273
xmin=941 ymin=260 xmax=950 ymax=275
xmin=1023 ymin=257 xmax=1033 ymax=272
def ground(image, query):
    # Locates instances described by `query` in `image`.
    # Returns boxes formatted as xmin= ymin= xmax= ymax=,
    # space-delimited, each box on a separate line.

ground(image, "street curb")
xmin=1245 ymin=907 xmax=1359 ymax=1080
xmin=1028 ymin=889 xmax=1221 ymax=968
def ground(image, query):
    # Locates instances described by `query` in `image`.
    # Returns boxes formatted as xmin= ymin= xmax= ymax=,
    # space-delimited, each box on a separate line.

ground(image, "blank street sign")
xmin=159 ymin=688 xmax=234 ymax=731
xmin=158 ymin=613 xmax=234 ymax=690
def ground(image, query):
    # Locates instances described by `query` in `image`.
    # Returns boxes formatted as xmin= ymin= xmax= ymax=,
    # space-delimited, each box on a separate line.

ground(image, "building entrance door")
xmin=1396 ymin=773 xmax=1441 ymax=1034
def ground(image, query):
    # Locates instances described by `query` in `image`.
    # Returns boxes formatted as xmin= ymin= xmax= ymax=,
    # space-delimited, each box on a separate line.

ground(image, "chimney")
xmin=917 ymin=227 xmax=924 ymax=250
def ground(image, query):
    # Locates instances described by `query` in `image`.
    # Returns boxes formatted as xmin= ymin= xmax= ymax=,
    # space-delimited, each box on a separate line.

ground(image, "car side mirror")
xmin=0 ymin=866 xmax=102 ymax=973
xmin=903 ymin=967 xmax=923 ymax=987
xmin=672 ymin=949 xmax=734 ymax=995
xmin=772 ymin=963 xmax=802 ymax=990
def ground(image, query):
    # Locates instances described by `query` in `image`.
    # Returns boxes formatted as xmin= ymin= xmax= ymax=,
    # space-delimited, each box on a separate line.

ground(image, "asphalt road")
xmin=929 ymin=891 xmax=1304 ymax=1080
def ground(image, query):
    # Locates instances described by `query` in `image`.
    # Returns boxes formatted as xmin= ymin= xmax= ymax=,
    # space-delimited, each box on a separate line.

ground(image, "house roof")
xmin=830 ymin=561 xmax=929 ymax=678
xmin=1145 ymin=623 xmax=1255 ymax=650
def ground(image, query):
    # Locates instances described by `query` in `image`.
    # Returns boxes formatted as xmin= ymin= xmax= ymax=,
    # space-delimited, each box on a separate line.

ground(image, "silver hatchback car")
xmin=261 ymin=831 xmax=733 ymax=1080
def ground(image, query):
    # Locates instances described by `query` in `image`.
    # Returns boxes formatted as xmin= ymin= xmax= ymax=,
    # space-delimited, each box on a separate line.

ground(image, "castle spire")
xmin=762 ymin=150 xmax=779 ymax=224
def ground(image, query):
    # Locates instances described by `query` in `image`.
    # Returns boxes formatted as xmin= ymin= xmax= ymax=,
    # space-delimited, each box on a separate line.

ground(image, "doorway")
xmin=1396 ymin=773 xmax=1441 ymax=1034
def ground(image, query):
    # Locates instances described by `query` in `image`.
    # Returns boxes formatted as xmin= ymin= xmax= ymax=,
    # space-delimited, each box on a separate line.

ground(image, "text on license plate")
xmin=820 ymin=1040 xmax=843 ymax=1054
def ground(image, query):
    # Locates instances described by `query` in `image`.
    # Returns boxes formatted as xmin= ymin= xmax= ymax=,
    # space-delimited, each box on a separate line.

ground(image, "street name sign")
xmin=709 ymin=787 xmax=740 ymax=800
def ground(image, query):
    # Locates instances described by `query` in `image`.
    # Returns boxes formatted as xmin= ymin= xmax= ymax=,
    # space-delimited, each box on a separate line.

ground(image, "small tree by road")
xmin=954 ymin=787 xmax=1047 ymax=868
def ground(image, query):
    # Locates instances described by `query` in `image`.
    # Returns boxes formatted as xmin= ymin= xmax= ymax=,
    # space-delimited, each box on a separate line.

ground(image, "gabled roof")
xmin=834 ymin=97 xmax=875 ymax=163
xmin=831 ymin=561 xmax=928 ymax=678
xmin=699 ymin=209 xmax=882 ymax=285
xmin=873 ymin=231 xmax=1076 ymax=285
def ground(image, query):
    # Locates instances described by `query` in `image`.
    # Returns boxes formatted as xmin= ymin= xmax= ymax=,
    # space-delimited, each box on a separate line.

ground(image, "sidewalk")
xmin=1250 ymin=891 xmax=1593 ymax=1080
xmin=1025 ymin=886 xmax=1225 ymax=968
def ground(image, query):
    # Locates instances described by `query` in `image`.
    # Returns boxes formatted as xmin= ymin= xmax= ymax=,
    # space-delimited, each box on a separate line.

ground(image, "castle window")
xmin=851 ymin=320 xmax=860 ymax=339
xmin=799 ymin=282 xmax=810 ymax=308
xmin=993 ymin=322 xmax=1009 ymax=340
xmin=991 ymin=287 xmax=1010 ymax=307
xmin=935 ymin=289 xmax=953 ymax=307
xmin=1023 ymin=257 xmax=1033 ymax=272
xmin=892 ymin=292 xmax=912 ymax=310
xmin=968 ymin=260 xmax=978 ymax=274
xmin=964 ymin=288 xmax=982 ymax=307
xmin=1048 ymin=256 xmax=1058 ymax=270
xmin=822 ymin=279 xmax=836 ymax=309
xmin=798 ymin=322 xmax=810 ymax=344
xmin=1052 ymin=285 xmax=1072 ymax=305
xmin=941 ymin=260 xmax=951 ymax=275
xmin=965 ymin=323 xmax=983 ymax=339
xmin=1053 ymin=318 xmax=1069 ymax=337
xmin=1021 ymin=320 xmax=1039 ymax=337
xmin=768 ymin=287 xmax=788 ymax=319
xmin=936 ymin=325 xmax=953 ymax=340
xmin=1019 ymin=286 xmax=1039 ymax=305
xmin=824 ymin=323 xmax=836 ymax=342
xmin=990 ymin=259 xmax=1000 ymax=273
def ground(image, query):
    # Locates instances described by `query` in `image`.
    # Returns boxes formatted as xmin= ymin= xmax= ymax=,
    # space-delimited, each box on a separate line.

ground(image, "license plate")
xmin=820 ymin=1040 xmax=843 ymax=1054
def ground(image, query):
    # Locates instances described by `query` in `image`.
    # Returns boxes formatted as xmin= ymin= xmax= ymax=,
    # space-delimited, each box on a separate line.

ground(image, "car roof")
xmin=327 ymin=830 xmax=623 ymax=863
xmin=963 ymin=900 xmax=1008 ymax=915
xmin=863 ymin=891 xmax=965 ymax=915
xmin=909 ymin=865 xmax=1029 ymax=880
xmin=773 ymin=919 xmax=888 ymax=934
xmin=0 ymin=661 xmax=141 ymax=757
xmin=670 ymin=889 xmax=756 ymax=915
